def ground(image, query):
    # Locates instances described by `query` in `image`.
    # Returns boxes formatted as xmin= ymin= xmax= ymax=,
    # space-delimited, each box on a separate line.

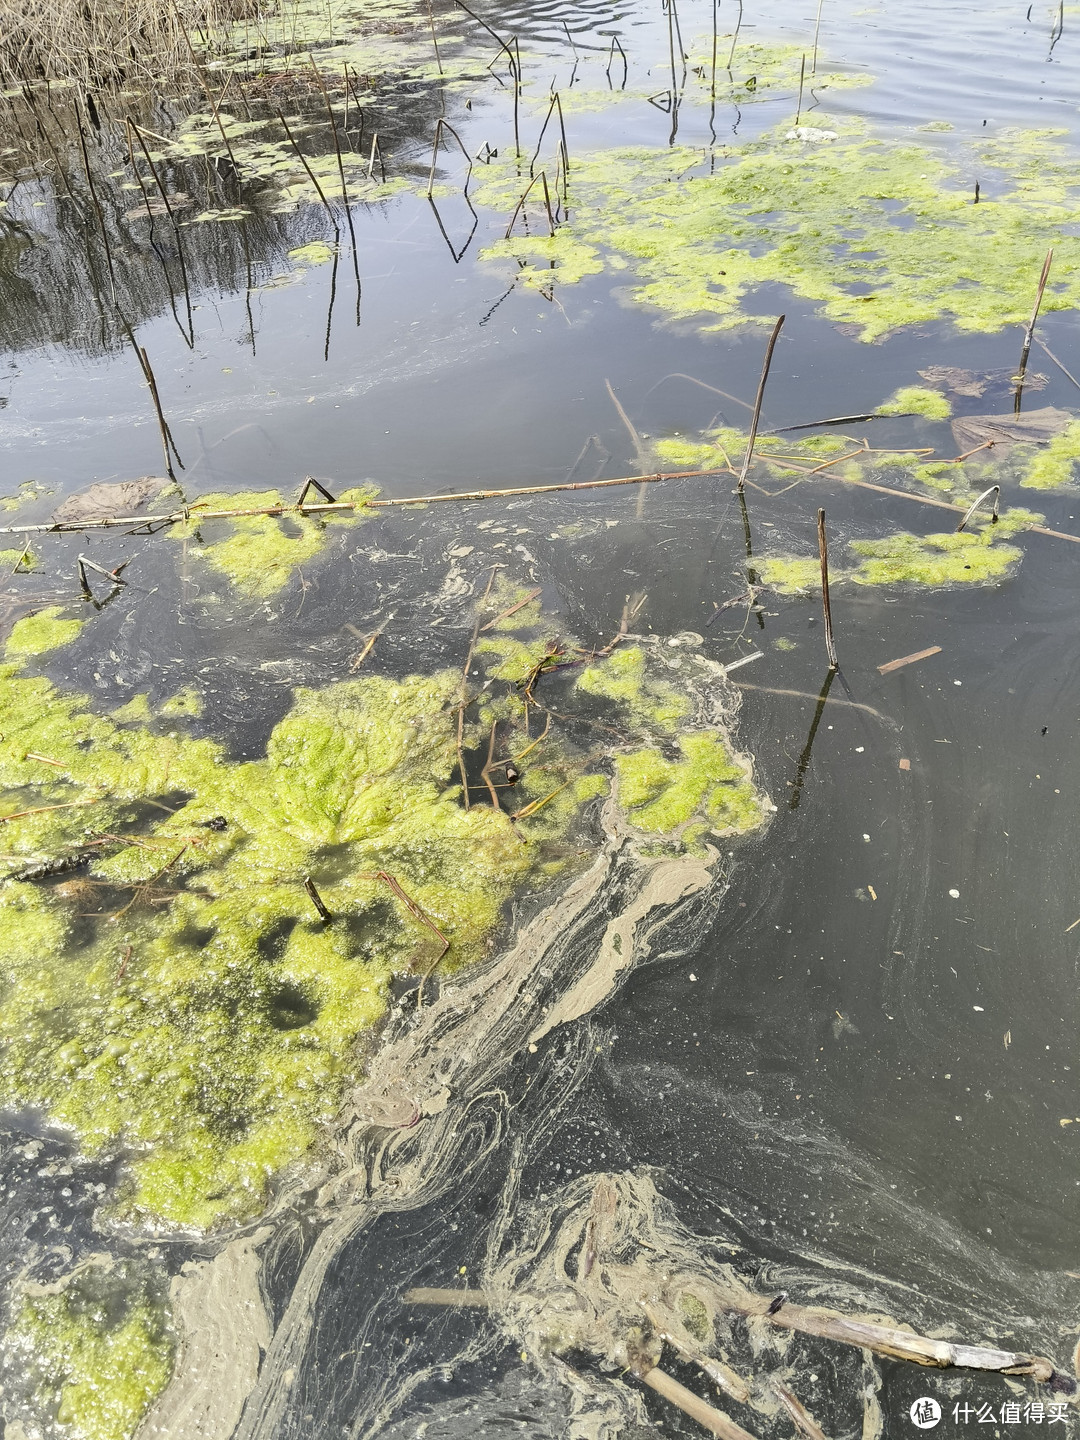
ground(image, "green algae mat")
xmin=0 ymin=573 xmax=764 ymax=1231
xmin=8 ymin=7 xmax=1080 ymax=1439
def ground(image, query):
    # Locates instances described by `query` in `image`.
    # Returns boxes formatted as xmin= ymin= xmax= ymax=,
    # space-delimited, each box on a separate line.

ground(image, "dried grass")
xmin=0 ymin=0 xmax=251 ymax=89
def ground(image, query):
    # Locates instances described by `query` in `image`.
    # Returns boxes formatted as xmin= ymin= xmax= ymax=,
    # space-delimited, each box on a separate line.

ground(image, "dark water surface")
xmin=3 ymin=1 xmax=1080 ymax=1436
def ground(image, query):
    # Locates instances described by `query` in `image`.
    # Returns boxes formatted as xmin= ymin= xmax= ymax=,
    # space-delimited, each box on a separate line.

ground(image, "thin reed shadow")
xmin=788 ymin=666 xmax=836 ymax=810
xmin=427 ymin=116 xmax=480 ymax=262
xmin=323 ymin=243 xmax=339 ymax=362
xmin=737 ymin=489 xmax=765 ymax=630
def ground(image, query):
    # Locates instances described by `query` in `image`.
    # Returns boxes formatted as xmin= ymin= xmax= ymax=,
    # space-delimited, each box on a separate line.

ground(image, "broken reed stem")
xmin=638 ymin=1299 xmax=750 ymax=1404
xmin=21 ymin=89 xmax=82 ymax=214
xmin=773 ymin=1384 xmax=828 ymax=1440
xmin=139 ymin=345 xmax=182 ymax=477
xmin=512 ymin=38 xmax=522 ymax=157
xmin=817 ymin=508 xmax=838 ymax=669
xmin=426 ymin=0 xmax=443 ymax=74
xmin=726 ymin=0 xmax=744 ymax=68
xmin=304 ymin=876 xmax=331 ymax=922
xmin=955 ymin=485 xmax=1000 ymax=533
xmin=348 ymin=631 xmax=380 ymax=670
xmin=403 ymin=1286 xmax=1069 ymax=1390
xmin=505 ymin=171 xmax=548 ymax=238
xmin=737 ymin=315 xmax=785 ymax=493
xmin=479 ymin=586 xmax=542 ymax=631
xmin=367 ymin=132 xmax=386 ymax=183
xmin=0 ymin=797 xmax=105 ymax=824
xmin=427 ymin=116 xmax=474 ymax=202
xmin=116 ymin=311 xmax=183 ymax=480
xmin=811 ymin=0 xmax=824 ymax=72
xmin=1016 ymin=247 xmax=1053 ymax=402
xmin=640 ymin=1367 xmax=756 ymax=1440
xmin=795 ymin=54 xmax=806 ymax=125
xmin=170 ymin=0 xmax=242 ymax=174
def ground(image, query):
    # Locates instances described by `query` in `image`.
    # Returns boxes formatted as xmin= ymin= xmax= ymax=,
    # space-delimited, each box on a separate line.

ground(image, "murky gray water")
xmin=2 ymin=1 xmax=1080 ymax=1436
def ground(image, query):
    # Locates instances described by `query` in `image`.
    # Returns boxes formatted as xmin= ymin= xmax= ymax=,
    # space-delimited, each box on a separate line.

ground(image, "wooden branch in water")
xmin=0 ymin=469 xmax=734 ymax=535
xmin=727 ymin=1296 xmax=1071 ymax=1388
xmin=6 ymin=461 xmax=1080 ymax=546
xmin=402 ymin=1286 xmax=1071 ymax=1390
xmin=773 ymin=1383 xmax=829 ymax=1440
xmin=640 ymin=1366 xmax=758 ymax=1440
xmin=403 ymin=1285 xmax=492 ymax=1307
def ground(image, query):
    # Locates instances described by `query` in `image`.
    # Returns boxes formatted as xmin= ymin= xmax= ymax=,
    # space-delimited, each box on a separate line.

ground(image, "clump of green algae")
xmin=0 ymin=586 xmax=764 ymax=1239
xmin=1020 ymin=417 xmax=1080 ymax=489
xmin=6 ymin=606 xmax=85 ymax=656
xmin=759 ymin=508 xmax=1043 ymax=592
xmin=6 ymin=1261 xmax=172 ymax=1440
xmin=172 ymin=485 xmax=376 ymax=597
xmin=473 ymin=49 xmax=1080 ymax=342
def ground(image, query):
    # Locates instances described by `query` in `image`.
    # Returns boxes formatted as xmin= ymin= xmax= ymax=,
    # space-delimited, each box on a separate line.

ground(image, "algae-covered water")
xmin=2 ymin=1 xmax=1080 ymax=1436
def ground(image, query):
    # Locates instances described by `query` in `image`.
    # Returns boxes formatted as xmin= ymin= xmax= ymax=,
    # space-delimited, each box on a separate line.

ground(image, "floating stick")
xmin=817 ymin=508 xmax=838 ymax=669
xmin=878 ymin=645 xmax=942 ymax=676
xmin=640 ymin=1366 xmax=756 ymax=1440
xmin=737 ymin=315 xmax=785 ymax=493
xmin=1034 ymin=335 xmax=1080 ymax=393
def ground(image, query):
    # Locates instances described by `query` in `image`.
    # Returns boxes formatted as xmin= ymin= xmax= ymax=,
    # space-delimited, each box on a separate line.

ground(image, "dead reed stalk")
xmin=1015 ymin=248 xmax=1053 ymax=406
xmin=817 ymin=508 xmax=838 ymax=669
xmin=737 ymin=315 xmax=785 ymax=493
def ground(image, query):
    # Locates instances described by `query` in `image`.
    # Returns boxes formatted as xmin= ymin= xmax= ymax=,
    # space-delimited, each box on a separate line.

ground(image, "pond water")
xmin=2 ymin=1 xmax=1080 ymax=1437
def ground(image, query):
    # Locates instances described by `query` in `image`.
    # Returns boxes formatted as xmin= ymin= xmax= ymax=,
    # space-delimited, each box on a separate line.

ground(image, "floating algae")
xmin=759 ymin=509 xmax=1042 ymax=592
xmin=4 ymin=1259 xmax=173 ymax=1440
xmin=612 ymin=733 xmax=762 ymax=852
xmin=170 ymin=486 xmax=376 ymax=598
xmin=0 ymin=572 xmax=762 ymax=1439
xmin=5 ymin=606 xmax=85 ymax=656
xmin=848 ymin=526 xmax=1023 ymax=586
xmin=877 ymin=385 xmax=953 ymax=420
xmin=0 ymin=571 xmax=766 ymax=1255
xmin=474 ymin=64 xmax=1080 ymax=340
xmin=1020 ymin=417 xmax=1080 ymax=489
